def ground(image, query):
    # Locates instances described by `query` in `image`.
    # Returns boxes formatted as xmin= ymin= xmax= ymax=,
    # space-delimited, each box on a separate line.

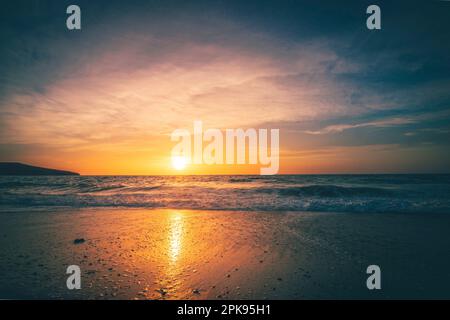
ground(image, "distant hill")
xmin=0 ymin=162 xmax=79 ymax=176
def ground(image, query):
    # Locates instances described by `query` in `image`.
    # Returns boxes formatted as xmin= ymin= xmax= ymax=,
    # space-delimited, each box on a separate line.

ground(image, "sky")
xmin=0 ymin=0 xmax=450 ymax=175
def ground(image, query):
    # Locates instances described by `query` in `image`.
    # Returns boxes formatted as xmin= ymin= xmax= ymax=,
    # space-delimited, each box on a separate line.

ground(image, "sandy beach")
xmin=0 ymin=208 xmax=449 ymax=299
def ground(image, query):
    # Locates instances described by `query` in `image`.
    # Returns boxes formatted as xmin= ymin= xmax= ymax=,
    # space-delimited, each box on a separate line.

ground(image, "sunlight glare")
xmin=172 ymin=156 xmax=187 ymax=170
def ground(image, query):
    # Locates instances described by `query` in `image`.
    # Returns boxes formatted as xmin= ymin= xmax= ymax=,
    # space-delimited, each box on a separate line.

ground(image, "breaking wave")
xmin=1 ymin=175 xmax=450 ymax=214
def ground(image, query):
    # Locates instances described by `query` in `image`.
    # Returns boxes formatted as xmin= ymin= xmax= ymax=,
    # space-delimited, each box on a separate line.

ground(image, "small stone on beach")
xmin=73 ymin=238 xmax=85 ymax=244
xmin=156 ymin=288 xmax=167 ymax=296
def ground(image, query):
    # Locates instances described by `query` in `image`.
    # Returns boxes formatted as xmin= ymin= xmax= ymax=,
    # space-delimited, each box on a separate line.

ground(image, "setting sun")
xmin=172 ymin=156 xmax=188 ymax=171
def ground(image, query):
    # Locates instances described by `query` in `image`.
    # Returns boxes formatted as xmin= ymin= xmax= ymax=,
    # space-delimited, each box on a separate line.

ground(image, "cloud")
xmin=1 ymin=1 xmax=450 ymax=174
xmin=303 ymin=117 xmax=417 ymax=135
xmin=303 ymin=109 xmax=450 ymax=135
xmin=0 ymin=21 xmax=369 ymax=149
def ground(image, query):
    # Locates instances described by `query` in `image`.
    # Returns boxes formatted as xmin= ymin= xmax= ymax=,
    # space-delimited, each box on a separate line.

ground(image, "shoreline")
xmin=0 ymin=208 xmax=449 ymax=299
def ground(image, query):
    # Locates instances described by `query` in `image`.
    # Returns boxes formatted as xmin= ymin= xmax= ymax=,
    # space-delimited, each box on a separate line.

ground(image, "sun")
xmin=172 ymin=156 xmax=188 ymax=171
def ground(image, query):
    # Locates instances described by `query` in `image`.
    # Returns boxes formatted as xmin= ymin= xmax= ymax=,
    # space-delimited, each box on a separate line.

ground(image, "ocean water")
xmin=0 ymin=175 xmax=450 ymax=213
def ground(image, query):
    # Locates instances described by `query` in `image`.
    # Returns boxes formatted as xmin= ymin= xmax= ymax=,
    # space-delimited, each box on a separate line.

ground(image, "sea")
xmin=1 ymin=174 xmax=450 ymax=213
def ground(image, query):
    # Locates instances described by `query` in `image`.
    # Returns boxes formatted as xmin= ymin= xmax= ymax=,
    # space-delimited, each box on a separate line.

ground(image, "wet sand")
xmin=0 ymin=208 xmax=449 ymax=299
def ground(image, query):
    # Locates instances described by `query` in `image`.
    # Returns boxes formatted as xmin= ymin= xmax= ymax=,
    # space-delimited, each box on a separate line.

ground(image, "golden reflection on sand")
xmin=168 ymin=211 xmax=184 ymax=264
xmin=0 ymin=208 xmax=448 ymax=299
xmin=24 ymin=208 xmax=279 ymax=299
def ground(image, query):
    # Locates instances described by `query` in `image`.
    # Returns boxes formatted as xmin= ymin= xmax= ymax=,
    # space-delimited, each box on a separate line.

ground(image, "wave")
xmin=228 ymin=177 xmax=256 ymax=183
xmin=273 ymin=185 xmax=395 ymax=197
xmin=1 ymin=175 xmax=450 ymax=214
xmin=1 ymin=193 xmax=449 ymax=214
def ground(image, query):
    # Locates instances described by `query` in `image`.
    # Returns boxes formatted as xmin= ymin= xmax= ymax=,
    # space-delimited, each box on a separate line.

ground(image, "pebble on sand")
xmin=73 ymin=238 xmax=86 ymax=244
xmin=156 ymin=288 xmax=167 ymax=296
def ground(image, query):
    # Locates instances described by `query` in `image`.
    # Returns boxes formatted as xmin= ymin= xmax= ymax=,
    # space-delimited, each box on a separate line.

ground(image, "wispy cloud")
xmin=303 ymin=117 xmax=417 ymax=135
xmin=303 ymin=109 xmax=450 ymax=135
xmin=0 ymin=23 xmax=368 ymax=148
